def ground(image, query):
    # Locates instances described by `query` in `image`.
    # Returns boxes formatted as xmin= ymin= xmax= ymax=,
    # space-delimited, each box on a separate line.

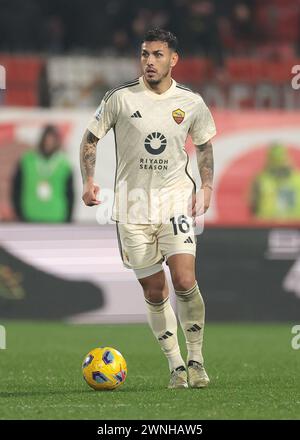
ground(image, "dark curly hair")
xmin=38 ymin=125 xmax=61 ymax=155
xmin=142 ymin=28 xmax=178 ymax=52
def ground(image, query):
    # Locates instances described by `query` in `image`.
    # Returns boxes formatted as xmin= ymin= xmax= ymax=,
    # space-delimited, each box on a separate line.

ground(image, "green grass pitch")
xmin=0 ymin=321 xmax=299 ymax=420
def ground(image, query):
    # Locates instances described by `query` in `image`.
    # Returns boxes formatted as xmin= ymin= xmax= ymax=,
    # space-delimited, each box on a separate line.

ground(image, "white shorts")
xmin=116 ymin=216 xmax=196 ymax=278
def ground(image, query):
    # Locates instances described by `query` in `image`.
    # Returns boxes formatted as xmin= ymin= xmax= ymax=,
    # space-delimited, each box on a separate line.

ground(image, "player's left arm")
xmin=193 ymin=139 xmax=214 ymax=215
xmin=188 ymin=97 xmax=216 ymax=216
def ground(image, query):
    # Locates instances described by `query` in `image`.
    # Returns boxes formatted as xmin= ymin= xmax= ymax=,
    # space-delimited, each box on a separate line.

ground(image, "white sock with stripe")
xmin=175 ymin=282 xmax=205 ymax=365
xmin=145 ymin=297 xmax=185 ymax=372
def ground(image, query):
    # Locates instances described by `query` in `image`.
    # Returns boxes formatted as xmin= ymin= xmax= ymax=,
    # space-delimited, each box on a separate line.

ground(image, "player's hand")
xmin=201 ymin=186 xmax=213 ymax=215
xmin=189 ymin=187 xmax=212 ymax=218
xmin=82 ymin=181 xmax=101 ymax=206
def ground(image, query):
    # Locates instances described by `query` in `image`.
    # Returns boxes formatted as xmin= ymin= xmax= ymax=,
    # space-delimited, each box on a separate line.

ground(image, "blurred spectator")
xmin=218 ymin=2 xmax=256 ymax=56
xmin=44 ymin=15 xmax=65 ymax=54
xmin=182 ymin=0 xmax=223 ymax=66
xmin=250 ymin=144 xmax=300 ymax=220
xmin=131 ymin=8 xmax=154 ymax=49
xmin=11 ymin=125 xmax=74 ymax=223
xmin=151 ymin=9 xmax=170 ymax=29
xmin=112 ymin=30 xmax=130 ymax=56
xmin=0 ymin=0 xmax=298 ymax=59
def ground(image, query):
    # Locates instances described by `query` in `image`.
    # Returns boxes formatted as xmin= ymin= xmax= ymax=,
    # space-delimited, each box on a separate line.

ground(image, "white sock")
xmin=175 ymin=282 xmax=205 ymax=365
xmin=145 ymin=296 xmax=185 ymax=372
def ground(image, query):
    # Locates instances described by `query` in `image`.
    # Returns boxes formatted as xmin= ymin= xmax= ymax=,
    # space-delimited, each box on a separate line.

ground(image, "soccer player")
xmin=80 ymin=28 xmax=216 ymax=389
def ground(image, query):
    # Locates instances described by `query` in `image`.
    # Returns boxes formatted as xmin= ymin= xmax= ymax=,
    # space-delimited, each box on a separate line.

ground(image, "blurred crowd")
xmin=0 ymin=0 xmax=299 ymax=64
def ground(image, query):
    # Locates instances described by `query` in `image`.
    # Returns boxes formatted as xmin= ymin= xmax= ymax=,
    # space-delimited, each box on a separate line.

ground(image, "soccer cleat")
xmin=187 ymin=360 xmax=210 ymax=388
xmin=168 ymin=365 xmax=188 ymax=389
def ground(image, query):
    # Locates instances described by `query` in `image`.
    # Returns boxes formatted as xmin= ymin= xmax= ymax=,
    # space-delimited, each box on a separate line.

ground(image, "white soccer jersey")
xmin=87 ymin=75 xmax=216 ymax=224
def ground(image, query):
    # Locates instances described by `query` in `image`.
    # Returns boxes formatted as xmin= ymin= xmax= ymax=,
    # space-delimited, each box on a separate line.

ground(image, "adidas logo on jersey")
xmin=131 ymin=110 xmax=142 ymax=118
xmin=184 ymin=236 xmax=193 ymax=243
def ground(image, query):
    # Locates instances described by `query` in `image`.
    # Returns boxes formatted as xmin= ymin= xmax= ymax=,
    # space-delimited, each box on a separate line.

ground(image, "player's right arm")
xmin=80 ymin=91 xmax=118 ymax=206
xmin=80 ymin=129 xmax=100 ymax=206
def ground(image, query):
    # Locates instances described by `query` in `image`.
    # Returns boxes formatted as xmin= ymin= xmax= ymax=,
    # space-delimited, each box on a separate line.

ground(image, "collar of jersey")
xmin=139 ymin=76 xmax=177 ymax=99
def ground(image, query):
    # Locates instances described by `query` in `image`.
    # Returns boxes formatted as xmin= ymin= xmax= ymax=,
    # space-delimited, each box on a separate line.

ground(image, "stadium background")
xmin=0 ymin=0 xmax=299 ymax=420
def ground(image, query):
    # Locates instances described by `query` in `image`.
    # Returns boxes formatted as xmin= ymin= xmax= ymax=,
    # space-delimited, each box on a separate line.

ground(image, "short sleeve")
xmin=189 ymin=98 xmax=216 ymax=145
xmin=87 ymin=92 xmax=118 ymax=139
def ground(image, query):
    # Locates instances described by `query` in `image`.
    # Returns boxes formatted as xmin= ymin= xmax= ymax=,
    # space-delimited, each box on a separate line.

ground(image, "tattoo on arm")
xmin=80 ymin=130 xmax=99 ymax=183
xmin=195 ymin=140 xmax=214 ymax=188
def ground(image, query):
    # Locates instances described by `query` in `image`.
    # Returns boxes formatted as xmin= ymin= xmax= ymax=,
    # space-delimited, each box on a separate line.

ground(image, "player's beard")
xmin=145 ymin=67 xmax=171 ymax=85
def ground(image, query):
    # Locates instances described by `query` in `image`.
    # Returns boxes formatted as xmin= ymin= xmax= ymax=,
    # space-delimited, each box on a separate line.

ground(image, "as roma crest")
xmin=172 ymin=108 xmax=185 ymax=124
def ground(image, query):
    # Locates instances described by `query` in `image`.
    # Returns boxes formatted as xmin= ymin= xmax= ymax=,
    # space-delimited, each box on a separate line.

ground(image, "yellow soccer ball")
xmin=82 ymin=347 xmax=127 ymax=390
